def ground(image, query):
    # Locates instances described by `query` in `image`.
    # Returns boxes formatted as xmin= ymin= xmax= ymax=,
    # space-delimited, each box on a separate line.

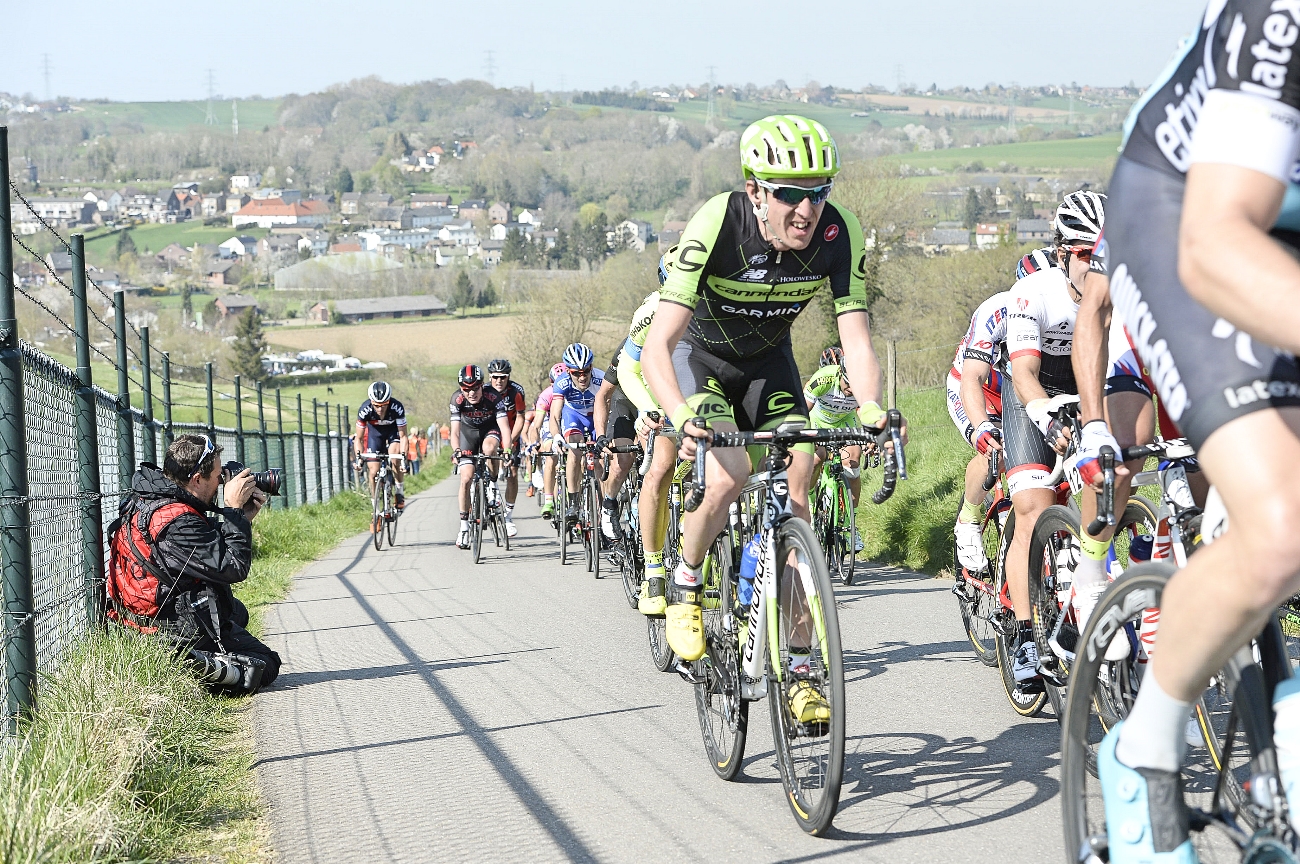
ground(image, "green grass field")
xmin=880 ymin=134 xmax=1122 ymax=173
xmin=84 ymin=223 xmax=268 ymax=268
xmin=77 ymin=99 xmax=281 ymax=132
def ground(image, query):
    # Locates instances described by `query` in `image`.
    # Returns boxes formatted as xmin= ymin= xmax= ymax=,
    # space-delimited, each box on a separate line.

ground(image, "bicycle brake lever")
xmin=1086 ymin=446 xmax=1117 ymax=536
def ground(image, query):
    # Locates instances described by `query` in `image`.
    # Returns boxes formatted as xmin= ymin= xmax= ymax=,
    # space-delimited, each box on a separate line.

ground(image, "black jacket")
xmin=124 ymin=464 xmax=253 ymax=622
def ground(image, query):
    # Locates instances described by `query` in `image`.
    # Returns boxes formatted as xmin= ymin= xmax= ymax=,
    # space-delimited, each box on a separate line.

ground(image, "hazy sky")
xmin=5 ymin=0 xmax=1201 ymax=102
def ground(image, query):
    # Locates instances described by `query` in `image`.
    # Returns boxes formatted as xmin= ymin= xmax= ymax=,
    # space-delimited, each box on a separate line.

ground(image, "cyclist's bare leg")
xmin=564 ymin=431 xmax=582 ymax=496
xmin=367 ymin=459 xmax=379 ymax=498
xmin=1079 ymin=391 xmax=1153 ymax=546
xmin=963 ymin=452 xmax=990 ymax=508
xmin=457 ymin=458 xmax=474 ymax=512
xmin=505 ymin=445 xmax=519 ymax=504
xmin=1007 ymin=487 xmax=1055 ymax=620
xmin=785 ymin=448 xmax=814 ymax=523
xmin=679 ymin=419 xmax=746 ymax=569
xmin=640 ymin=432 xmax=675 ymax=556
xmin=781 ymin=549 xmax=814 ymax=649
xmin=603 ymin=445 xmax=634 ymax=499
xmin=541 ymin=439 xmax=556 ymax=498
xmin=387 ymin=440 xmax=404 ymax=486
xmin=843 ymin=443 xmax=862 ymax=505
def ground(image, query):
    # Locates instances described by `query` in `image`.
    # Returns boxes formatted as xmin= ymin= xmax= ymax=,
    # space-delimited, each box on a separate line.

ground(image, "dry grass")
xmin=265 ymin=315 xmax=521 ymax=367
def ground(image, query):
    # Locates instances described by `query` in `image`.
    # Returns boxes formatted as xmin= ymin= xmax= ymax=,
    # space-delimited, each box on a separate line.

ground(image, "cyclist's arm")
xmin=959 ymin=359 xmax=996 ymax=432
xmin=1073 ymin=269 xmax=1111 ymax=426
xmin=548 ymin=396 xmax=564 ymax=438
xmin=497 ymin=413 xmax=512 ymax=447
xmin=838 ymin=312 xmax=884 ymax=416
xmin=1007 ymin=286 xmax=1049 ymax=406
xmin=619 ymin=353 xmax=660 ymax=414
xmin=1180 ymin=163 xmax=1300 ymax=354
xmin=510 ymin=409 xmax=525 ymax=443
xmin=593 ymin=377 xmax=614 ymax=436
xmin=642 ymin=301 xmax=694 ymax=431
xmin=449 ymin=419 xmax=460 ymax=451
xmin=1009 ymin=353 xmax=1049 ymax=406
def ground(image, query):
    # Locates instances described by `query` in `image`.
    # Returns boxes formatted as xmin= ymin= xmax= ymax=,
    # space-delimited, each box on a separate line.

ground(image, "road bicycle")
xmin=685 ymin=412 xmax=904 ymax=835
xmin=603 ymin=441 xmax=646 ymax=608
xmin=360 ymin=452 xmax=403 ymax=551
xmin=810 ymin=444 xmax=859 ymax=586
xmin=648 ymin=442 xmax=692 ymax=673
xmin=558 ymin=438 xmax=603 ymax=576
xmin=460 ymin=452 xmax=509 ymax=564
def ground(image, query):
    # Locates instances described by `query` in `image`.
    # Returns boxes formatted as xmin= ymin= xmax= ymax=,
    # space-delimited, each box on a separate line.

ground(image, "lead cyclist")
xmin=641 ymin=114 xmax=897 ymax=725
xmin=1086 ymin=4 xmax=1300 ymax=860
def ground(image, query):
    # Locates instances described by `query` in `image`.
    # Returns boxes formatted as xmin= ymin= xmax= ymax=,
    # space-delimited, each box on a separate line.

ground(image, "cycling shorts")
xmin=1104 ymin=316 xmax=1180 ymax=440
xmin=606 ymin=386 xmax=637 ymax=441
xmin=671 ymin=338 xmax=811 ymax=453
xmin=457 ymin=425 xmax=501 ymax=465
xmin=366 ymin=426 xmax=403 ymax=453
xmin=561 ymin=405 xmax=594 ymax=439
xmin=1000 ymin=373 xmax=1059 ymax=497
xmin=1105 ymin=157 xmax=1300 ymax=449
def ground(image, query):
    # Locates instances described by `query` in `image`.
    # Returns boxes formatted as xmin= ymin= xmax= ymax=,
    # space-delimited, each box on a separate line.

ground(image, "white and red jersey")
xmin=1006 ymin=268 xmax=1079 ymax=397
xmin=952 ymin=290 xmax=1011 ymax=379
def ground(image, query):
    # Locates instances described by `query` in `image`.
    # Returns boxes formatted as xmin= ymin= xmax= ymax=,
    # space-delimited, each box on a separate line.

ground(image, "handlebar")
xmin=982 ymin=448 xmax=1001 ymax=492
xmin=1084 ymin=437 xmax=1196 ymax=537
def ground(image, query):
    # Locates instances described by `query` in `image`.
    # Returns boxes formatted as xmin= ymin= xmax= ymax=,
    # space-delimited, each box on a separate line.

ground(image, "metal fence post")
xmin=312 ymin=398 xmax=322 ymax=503
xmin=324 ymin=402 xmax=335 ymax=499
xmin=234 ymin=375 xmax=245 ymax=465
xmin=256 ymin=380 xmax=269 ymax=475
xmin=296 ymin=394 xmax=307 ymax=505
xmin=275 ymin=389 xmax=287 ymax=510
xmin=205 ymin=362 xmax=215 ymax=439
xmin=337 ymin=404 xmax=346 ymax=490
xmin=70 ymin=234 xmax=104 ymax=627
xmin=161 ymin=351 xmax=173 ymax=447
xmin=0 ymin=126 xmax=37 ymax=728
xmin=139 ymin=326 xmax=155 ymax=466
xmin=113 ymin=290 xmax=134 ymax=491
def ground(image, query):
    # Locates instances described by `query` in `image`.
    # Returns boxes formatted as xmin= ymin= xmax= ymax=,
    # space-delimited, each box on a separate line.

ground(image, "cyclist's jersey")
xmin=449 ymin=388 xmax=508 ymax=429
xmin=803 ymin=365 xmax=859 ymax=427
xmin=953 ymin=290 xmax=1011 ymax=377
xmin=535 ymin=386 xmax=555 ymax=439
xmin=356 ymin=399 xmax=407 ymax=438
xmin=1119 ymin=0 xmax=1300 ymax=240
xmin=491 ymin=380 xmax=527 ymax=430
xmin=1005 ymin=268 xmax=1078 ymax=397
xmin=659 ymin=191 xmax=868 ymax=361
xmin=552 ymin=369 xmax=605 ymax=416
xmin=616 ymin=291 xmax=662 ymax=413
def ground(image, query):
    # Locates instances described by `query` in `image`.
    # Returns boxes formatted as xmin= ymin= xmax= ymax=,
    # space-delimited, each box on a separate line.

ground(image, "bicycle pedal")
xmin=672 ymin=659 xmax=705 ymax=685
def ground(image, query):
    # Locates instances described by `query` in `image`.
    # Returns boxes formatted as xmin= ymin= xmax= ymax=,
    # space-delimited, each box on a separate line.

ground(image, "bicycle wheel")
xmin=372 ymin=476 xmax=384 ymax=552
xmin=385 ymin=481 xmax=398 ymax=547
xmin=767 ymin=517 xmax=845 ymax=835
xmin=1060 ymin=563 xmax=1252 ymax=864
xmin=833 ymin=478 xmax=856 ymax=586
xmin=695 ymin=530 xmax=749 ymax=780
xmin=471 ymin=475 xmax=484 ymax=564
xmin=618 ymin=487 xmax=642 ymax=608
xmin=955 ymin=495 xmax=1004 ymax=667
xmin=1027 ymin=505 xmax=1080 ymax=721
xmin=994 ymin=511 xmax=1048 ymax=717
xmin=588 ymin=479 xmax=601 ymax=579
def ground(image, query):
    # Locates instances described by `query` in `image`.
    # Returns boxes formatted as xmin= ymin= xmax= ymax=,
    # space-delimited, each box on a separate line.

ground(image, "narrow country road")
xmin=253 ymin=476 xmax=1064 ymax=863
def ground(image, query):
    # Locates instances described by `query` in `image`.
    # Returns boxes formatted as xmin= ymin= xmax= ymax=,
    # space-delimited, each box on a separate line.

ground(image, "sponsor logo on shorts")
xmin=1222 ymin=378 xmax=1300 ymax=409
xmin=824 ymin=224 xmax=839 ymax=242
xmin=1110 ymin=263 xmax=1190 ymax=420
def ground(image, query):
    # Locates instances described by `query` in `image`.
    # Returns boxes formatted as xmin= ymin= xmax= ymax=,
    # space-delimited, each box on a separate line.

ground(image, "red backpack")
xmin=106 ymin=499 xmax=202 ymax=633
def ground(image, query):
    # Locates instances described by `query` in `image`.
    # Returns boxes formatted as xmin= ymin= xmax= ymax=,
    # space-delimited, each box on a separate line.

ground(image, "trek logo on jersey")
xmin=1016 ymin=298 xmax=1029 ymax=312
xmin=983 ymin=309 xmax=1006 ymax=334
xmin=739 ymin=269 xmax=769 ymax=281
xmin=824 ymin=224 xmax=840 ymax=242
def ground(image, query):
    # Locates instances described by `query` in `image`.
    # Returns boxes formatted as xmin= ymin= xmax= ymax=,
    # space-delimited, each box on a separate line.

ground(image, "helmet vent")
xmin=765 ymin=141 xmax=776 ymax=165
xmin=803 ymin=136 xmax=815 ymax=170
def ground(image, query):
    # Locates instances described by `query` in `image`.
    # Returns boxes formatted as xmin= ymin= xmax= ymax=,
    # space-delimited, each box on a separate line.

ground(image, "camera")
xmin=186 ymin=647 xmax=267 ymax=694
xmin=221 ymin=461 xmax=284 ymax=496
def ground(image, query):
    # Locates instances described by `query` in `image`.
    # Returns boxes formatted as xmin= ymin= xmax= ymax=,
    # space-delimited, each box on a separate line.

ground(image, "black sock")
xmin=1018 ymin=622 xmax=1033 ymax=646
xmin=602 ymin=496 xmax=618 ymax=511
xmin=459 ymin=511 xmax=469 ymax=520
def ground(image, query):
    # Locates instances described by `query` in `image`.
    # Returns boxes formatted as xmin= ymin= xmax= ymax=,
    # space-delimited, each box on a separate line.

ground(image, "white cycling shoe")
xmin=954 ymin=519 xmax=987 ymax=571
xmin=456 ymin=528 xmax=470 ymax=549
xmin=506 ymin=517 xmax=518 ymax=538
xmin=1073 ymin=581 xmax=1130 ymax=661
xmin=852 ymin=524 xmax=864 ymax=554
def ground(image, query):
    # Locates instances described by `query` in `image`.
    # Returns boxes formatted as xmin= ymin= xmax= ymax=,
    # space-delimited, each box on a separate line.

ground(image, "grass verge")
xmin=856 ymin=387 xmax=968 ymax=575
xmin=0 ymin=452 xmax=454 ymax=863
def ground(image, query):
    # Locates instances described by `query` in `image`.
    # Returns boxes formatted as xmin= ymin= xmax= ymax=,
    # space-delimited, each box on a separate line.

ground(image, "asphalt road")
xmin=253 ymin=475 xmax=1066 ymax=863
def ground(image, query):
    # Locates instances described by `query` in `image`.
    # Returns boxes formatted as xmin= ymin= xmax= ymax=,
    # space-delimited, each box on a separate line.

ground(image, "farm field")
xmin=881 ymin=134 xmax=1122 ymax=172
xmin=266 ymin=315 xmax=524 ymax=367
xmin=84 ymin=223 xmax=268 ymax=268
xmin=75 ymin=99 xmax=282 ymax=132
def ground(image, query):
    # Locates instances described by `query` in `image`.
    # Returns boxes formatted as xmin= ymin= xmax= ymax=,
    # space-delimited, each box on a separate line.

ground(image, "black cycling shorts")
xmin=672 ymin=338 xmax=808 ymax=431
xmin=365 ymin=426 xmax=403 ymax=452
xmin=457 ymin=425 xmax=501 ymax=465
xmin=606 ymin=386 xmax=637 ymax=441
xmin=1105 ymin=157 xmax=1300 ymax=449
xmin=1000 ymin=372 xmax=1059 ymax=497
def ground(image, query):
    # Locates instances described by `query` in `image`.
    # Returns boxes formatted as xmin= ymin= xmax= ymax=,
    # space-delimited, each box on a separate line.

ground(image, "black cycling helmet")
xmin=819 ymin=346 xmax=844 ymax=368
xmin=487 ymin=358 xmax=512 ymax=376
xmin=368 ymin=381 xmax=392 ymax=404
xmin=458 ymin=364 xmax=483 ymax=388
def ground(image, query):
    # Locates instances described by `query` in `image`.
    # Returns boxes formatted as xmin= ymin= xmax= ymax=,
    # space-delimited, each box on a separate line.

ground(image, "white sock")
xmin=789 ymin=652 xmax=810 ymax=673
xmin=459 ymin=519 xmax=469 ymax=531
xmin=1073 ymin=555 xmax=1106 ymax=593
xmin=506 ymin=503 xmax=514 ymax=516
xmin=396 ymin=481 xmax=404 ymax=493
xmin=1116 ymin=673 xmax=1192 ymax=772
xmin=674 ymin=560 xmax=702 ymax=588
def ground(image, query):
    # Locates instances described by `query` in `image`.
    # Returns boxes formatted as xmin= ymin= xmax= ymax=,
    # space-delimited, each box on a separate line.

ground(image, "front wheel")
xmin=588 ymin=479 xmax=601 ymax=579
xmin=471 ymin=476 xmax=484 ymax=564
xmin=994 ymin=511 xmax=1048 ymax=717
xmin=695 ymin=530 xmax=748 ymax=780
xmin=767 ymin=517 xmax=845 ymax=835
xmin=372 ymin=477 xmax=384 ymax=552
xmin=385 ymin=481 xmax=398 ymax=547
xmin=832 ymin=479 xmax=856 ymax=586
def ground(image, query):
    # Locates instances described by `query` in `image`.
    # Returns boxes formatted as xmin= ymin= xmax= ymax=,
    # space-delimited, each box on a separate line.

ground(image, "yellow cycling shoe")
xmin=638 ymin=575 xmax=667 ymax=618
xmin=788 ymin=679 xmax=832 ymax=725
xmin=665 ymin=589 xmax=705 ymax=661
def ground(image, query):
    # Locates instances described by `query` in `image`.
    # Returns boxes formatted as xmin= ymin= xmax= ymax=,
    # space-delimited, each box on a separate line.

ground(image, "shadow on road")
xmin=270 ymin=645 xmax=556 ymax=690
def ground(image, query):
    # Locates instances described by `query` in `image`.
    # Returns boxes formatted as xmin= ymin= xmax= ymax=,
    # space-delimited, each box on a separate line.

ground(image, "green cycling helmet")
xmin=740 ymin=115 xmax=840 ymax=180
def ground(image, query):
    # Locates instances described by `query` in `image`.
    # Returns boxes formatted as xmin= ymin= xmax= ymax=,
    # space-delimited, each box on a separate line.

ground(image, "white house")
xmin=232 ymin=198 xmax=330 ymax=229
xmin=219 ymin=235 xmax=258 ymax=258
xmin=490 ymin=221 xmax=535 ymax=241
xmin=230 ymin=173 xmax=262 ymax=190
xmin=612 ymin=219 xmax=653 ymax=252
xmin=975 ymin=223 xmax=1002 ymax=250
xmin=438 ymin=220 xmax=479 ymax=247
xmin=434 ymin=246 xmax=470 ymax=267
xmin=297 ymin=230 xmax=330 ymax=257
xmin=517 ymin=209 xmax=541 ymax=226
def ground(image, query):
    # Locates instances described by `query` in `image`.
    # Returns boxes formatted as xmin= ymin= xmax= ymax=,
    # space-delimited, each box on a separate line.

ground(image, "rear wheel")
xmin=831 ymin=478 xmax=856 ymax=586
xmin=588 ymin=479 xmax=601 ymax=579
xmin=994 ymin=511 xmax=1048 ymax=717
xmin=768 ymin=517 xmax=845 ymax=835
xmin=955 ymin=495 xmax=1004 ymax=667
xmin=385 ymin=480 xmax=398 ymax=547
xmin=558 ymin=474 xmax=569 ymax=565
xmin=695 ymin=531 xmax=748 ymax=780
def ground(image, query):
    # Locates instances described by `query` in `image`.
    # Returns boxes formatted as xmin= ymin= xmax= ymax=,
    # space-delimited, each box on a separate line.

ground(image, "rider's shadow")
xmin=842 ymin=639 xmax=979 ymax=684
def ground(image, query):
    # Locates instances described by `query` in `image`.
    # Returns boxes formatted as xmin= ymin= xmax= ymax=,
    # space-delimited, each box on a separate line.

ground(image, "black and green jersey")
xmin=660 ymin=191 xmax=868 ymax=361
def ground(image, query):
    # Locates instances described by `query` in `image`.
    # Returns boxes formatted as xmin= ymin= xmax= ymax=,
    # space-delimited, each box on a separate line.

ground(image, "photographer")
xmin=106 ymin=433 xmax=281 ymax=693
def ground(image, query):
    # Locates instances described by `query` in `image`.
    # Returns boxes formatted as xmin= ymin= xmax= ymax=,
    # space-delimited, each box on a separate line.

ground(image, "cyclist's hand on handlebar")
xmin=677 ymin=417 xmax=710 ymax=461
xmin=970 ymin=421 xmax=1002 ymax=456
xmin=594 ymin=435 xmax=611 ymax=453
xmin=1070 ymin=420 xmax=1129 ymax=491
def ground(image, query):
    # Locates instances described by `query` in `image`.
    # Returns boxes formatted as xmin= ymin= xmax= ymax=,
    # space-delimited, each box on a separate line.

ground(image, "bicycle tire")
xmin=955 ymin=495 xmax=1003 ymax=667
xmin=472 ymin=475 xmax=484 ymax=564
xmin=695 ymin=530 xmax=749 ymax=780
xmin=1027 ymin=505 xmax=1080 ymax=721
xmin=385 ymin=481 xmax=398 ymax=547
xmin=767 ymin=516 xmax=845 ymax=835
xmin=618 ymin=486 xmax=642 ymax=608
xmin=994 ymin=511 xmax=1048 ymax=717
xmin=589 ymin=478 xmax=601 ymax=579
xmin=835 ymin=478 xmax=856 ymax=586
xmin=371 ymin=475 xmax=384 ymax=552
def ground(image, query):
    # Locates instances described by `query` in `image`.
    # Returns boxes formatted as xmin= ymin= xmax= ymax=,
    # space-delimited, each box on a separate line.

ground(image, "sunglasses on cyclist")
xmin=567 ymin=367 xmax=592 ymax=376
xmin=489 ymin=374 xmax=509 ymax=380
xmin=1065 ymin=246 xmax=1093 ymax=262
xmin=460 ymin=382 xmax=482 ymax=392
xmin=754 ymin=178 xmax=834 ymax=207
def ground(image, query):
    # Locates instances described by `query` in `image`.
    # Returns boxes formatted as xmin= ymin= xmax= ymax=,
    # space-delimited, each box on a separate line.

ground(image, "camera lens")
xmin=253 ymin=469 xmax=284 ymax=497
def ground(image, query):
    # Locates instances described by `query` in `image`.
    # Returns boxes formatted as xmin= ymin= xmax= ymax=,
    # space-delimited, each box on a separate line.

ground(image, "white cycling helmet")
xmin=562 ymin=342 xmax=594 ymax=372
xmin=1054 ymin=190 xmax=1106 ymax=247
xmin=368 ymin=380 xmax=392 ymax=404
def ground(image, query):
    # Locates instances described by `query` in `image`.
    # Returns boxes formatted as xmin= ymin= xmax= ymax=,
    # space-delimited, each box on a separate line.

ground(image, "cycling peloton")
xmin=592 ymin=349 xmax=640 ymax=542
xmin=450 ymin=364 xmax=513 ymax=549
xmin=531 ymin=363 xmax=566 ymax=520
xmin=641 ymin=114 xmax=894 ymax=724
xmin=487 ymin=358 xmax=527 ymax=538
xmin=1080 ymin=4 xmax=1300 ymax=860
xmin=803 ymin=346 xmax=865 ymax=553
xmin=548 ymin=343 xmax=606 ymax=524
xmin=1000 ymin=190 xmax=1106 ymax=693
xmin=355 ymin=381 xmax=408 ymax=510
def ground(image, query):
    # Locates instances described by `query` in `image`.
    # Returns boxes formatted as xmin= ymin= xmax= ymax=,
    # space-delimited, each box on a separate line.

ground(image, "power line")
xmin=483 ymin=51 xmax=497 ymax=87
xmin=42 ymin=54 xmax=52 ymax=102
xmin=204 ymin=69 xmax=217 ymax=126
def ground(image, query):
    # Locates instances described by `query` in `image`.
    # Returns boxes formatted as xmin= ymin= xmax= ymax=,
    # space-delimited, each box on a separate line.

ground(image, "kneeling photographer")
xmin=106 ymin=433 xmax=281 ymax=694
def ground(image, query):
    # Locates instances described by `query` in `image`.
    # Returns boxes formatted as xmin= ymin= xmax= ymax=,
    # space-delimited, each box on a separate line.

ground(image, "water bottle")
xmin=738 ymin=534 xmax=761 ymax=608
xmin=1274 ymin=678 xmax=1300 ymax=828
xmin=1129 ymin=534 xmax=1154 ymax=565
